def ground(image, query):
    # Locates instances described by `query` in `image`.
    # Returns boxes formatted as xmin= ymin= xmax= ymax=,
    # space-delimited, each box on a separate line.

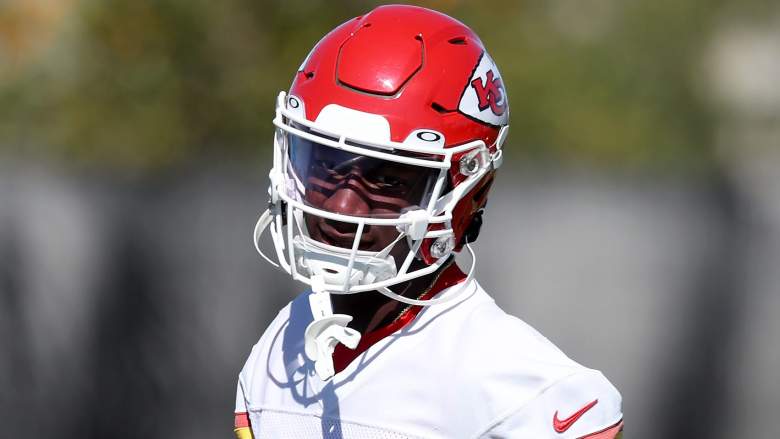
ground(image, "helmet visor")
xmin=284 ymin=130 xmax=441 ymax=219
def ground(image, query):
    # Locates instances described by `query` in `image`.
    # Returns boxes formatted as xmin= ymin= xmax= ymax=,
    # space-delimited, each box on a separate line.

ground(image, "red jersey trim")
xmin=578 ymin=419 xmax=624 ymax=439
xmin=234 ymin=412 xmax=250 ymax=429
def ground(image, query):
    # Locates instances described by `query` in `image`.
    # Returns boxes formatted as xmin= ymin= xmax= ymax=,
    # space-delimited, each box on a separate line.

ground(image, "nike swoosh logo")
xmin=553 ymin=399 xmax=599 ymax=433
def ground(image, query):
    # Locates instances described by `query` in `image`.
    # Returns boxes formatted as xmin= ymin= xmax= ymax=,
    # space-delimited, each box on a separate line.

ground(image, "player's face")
xmin=286 ymin=132 xmax=438 ymax=252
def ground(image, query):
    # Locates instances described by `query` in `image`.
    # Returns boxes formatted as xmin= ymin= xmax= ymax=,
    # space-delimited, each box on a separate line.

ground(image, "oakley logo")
xmin=416 ymin=131 xmax=441 ymax=142
xmin=470 ymin=70 xmax=506 ymax=117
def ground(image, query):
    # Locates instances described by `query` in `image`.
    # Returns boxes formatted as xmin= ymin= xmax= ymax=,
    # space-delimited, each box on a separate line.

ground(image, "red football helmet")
xmin=254 ymin=5 xmax=509 ymax=306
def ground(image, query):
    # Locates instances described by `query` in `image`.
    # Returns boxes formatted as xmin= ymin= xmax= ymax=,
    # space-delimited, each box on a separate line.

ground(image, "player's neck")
xmin=330 ymin=258 xmax=456 ymax=335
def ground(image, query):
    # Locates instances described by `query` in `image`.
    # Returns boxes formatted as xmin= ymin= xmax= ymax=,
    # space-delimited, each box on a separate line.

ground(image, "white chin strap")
xmin=303 ymin=276 xmax=361 ymax=380
xmin=253 ymin=207 xmax=477 ymax=380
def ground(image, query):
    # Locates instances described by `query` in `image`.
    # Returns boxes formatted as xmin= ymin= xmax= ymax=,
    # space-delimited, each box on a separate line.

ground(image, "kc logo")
xmin=458 ymin=51 xmax=509 ymax=127
xmin=470 ymin=70 xmax=506 ymax=116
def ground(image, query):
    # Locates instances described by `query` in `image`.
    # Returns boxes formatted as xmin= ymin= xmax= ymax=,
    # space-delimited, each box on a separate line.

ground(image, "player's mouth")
xmin=316 ymin=219 xmax=374 ymax=250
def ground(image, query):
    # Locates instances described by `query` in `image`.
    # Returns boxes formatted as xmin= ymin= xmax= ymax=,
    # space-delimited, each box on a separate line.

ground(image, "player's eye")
xmin=372 ymin=175 xmax=405 ymax=188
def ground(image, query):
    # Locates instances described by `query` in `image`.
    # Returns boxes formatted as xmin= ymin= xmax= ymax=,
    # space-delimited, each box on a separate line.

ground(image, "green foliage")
xmin=0 ymin=0 xmax=763 ymax=172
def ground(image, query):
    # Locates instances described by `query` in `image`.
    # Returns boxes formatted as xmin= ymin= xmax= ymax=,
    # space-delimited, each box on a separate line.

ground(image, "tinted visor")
xmin=285 ymin=131 xmax=440 ymax=219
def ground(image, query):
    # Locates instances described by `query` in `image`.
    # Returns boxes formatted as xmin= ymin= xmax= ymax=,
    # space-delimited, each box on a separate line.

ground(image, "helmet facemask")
xmin=255 ymin=92 xmax=491 ymax=304
xmin=286 ymin=137 xmax=438 ymax=292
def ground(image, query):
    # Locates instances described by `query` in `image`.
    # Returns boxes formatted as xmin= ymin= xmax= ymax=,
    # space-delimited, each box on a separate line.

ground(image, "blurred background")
xmin=1 ymin=0 xmax=778 ymax=437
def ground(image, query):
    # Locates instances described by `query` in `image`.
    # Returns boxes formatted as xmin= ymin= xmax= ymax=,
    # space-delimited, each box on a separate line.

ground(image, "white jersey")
xmin=235 ymin=280 xmax=623 ymax=438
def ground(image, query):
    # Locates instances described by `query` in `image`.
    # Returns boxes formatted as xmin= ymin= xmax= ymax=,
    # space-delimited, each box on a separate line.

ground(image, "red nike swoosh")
xmin=553 ymin=399 xmax=599 ymax=433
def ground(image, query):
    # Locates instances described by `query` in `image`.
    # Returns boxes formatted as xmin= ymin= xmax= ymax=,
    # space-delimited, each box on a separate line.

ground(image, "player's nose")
xmin=322 ymin=186 xmax=370 ymax=217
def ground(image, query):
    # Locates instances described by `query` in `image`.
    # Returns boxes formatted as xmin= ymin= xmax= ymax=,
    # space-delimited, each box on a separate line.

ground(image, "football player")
xmin=235 ymin=5 xmax=623 ymax=438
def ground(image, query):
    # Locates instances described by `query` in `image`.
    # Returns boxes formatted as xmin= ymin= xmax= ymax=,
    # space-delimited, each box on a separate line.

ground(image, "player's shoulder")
xmin=543 ymin=368 xmax=622 ymax=434
xmin=477 ymin=368 xmax=623 ymax=438
xmin=455 ymin=282 xmax=581 ymax=377
xmin=456 ymin=283 xmax=622 ymax=437
xmin=237 ymin=294 xmax=300 ymax=383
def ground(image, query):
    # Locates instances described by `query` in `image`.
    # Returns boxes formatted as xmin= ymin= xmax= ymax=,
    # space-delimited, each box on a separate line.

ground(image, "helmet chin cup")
xmin=293 ymin=236 xmax=397 ymax=291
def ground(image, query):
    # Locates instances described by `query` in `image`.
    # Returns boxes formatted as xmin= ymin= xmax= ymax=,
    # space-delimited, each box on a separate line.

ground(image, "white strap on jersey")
xmin=303 ymin=276 xmax=361 ymax=380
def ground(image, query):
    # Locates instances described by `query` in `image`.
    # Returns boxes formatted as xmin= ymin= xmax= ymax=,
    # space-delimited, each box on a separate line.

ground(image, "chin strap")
xmin=253 ymin=208 xmax=280 ymax=268
xmin=303 ymin=275 xmax=361 ymax=380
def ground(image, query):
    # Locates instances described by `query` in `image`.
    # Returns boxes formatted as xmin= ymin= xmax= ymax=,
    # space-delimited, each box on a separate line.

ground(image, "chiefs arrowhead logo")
xmin=471 ymin=70 xmax=506 ymax=116
xmin=459 ymin=51 xmax=509 ymax=127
